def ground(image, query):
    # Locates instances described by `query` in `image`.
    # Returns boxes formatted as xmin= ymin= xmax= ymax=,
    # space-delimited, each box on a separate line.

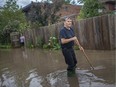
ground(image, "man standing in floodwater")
xmin=59 ymin=17 xmax=84 ymax=77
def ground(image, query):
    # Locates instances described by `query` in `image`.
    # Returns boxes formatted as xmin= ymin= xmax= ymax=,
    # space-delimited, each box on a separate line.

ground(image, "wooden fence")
xmin=24 ymin=14 xmax=116 ymax=50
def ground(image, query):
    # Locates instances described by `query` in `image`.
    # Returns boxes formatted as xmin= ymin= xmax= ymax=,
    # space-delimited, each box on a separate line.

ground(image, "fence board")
xmin=93 ymin=16 xmax=104 ymax=49
xmin=86 ymin=18 xmax=95 ymax=49
xmin=101 ymin=15 xmax=110 ymax=50
xmin=43 ymin=26 xmax=50 ymax=43
xmin=114 ymin=15 xmax=116 ymax=49
xmin=108 ymin=15 xmax=115 ymax=50
xmin=78 ymin=19 xmax=87 ymax=48
xmin=24 ymin=14 xmax=116 ymax=50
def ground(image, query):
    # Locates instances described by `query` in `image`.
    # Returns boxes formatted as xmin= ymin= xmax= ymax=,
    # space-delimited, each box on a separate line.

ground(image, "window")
xmin=64 ymin=6 xmax=68 ymax=11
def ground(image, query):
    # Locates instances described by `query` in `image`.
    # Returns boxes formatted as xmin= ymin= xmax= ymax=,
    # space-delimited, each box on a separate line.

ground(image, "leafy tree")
xmin=27 ymin=0 xmax=64 ymax=26
xmin=63 ymin=0 xmax=71 ymax=4
xmin=26 ymin=0 xmax=77 ymax=26
xmin=0 ymin=0 xmax=28 ymax=44
xmin=77 ymin=0 xmax=104 ymax=19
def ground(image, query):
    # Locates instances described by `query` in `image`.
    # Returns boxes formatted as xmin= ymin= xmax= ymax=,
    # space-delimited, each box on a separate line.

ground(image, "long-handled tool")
xmin=81 ymin=49 xmax=94 ymax=70
xmin=75 ymin=40 xmax=94 ymax=70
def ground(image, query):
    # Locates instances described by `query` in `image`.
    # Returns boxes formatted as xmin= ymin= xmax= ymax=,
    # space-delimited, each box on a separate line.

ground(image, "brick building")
xmin=57 ymin=4 xmax=82 ymax=21
xmin=99 ymin=0 xmax=116 ymax=13
xmin=22 ymin=2 xmax=82 ymax=22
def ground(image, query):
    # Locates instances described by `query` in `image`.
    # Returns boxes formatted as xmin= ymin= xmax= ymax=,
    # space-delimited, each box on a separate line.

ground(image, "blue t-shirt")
xmin=60 ymin=27 xmax=75 ymax=49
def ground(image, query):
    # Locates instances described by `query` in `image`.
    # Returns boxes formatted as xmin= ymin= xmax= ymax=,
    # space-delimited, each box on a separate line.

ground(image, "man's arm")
xmin=74 ymin=37 xmax=84 ymax=51
xmin=61 ymin=36 xmax=84 ymax=51
xmin=74 ymin=38 xmax=81 ymax=47
xmin=61 ymin=37 xmax=77 ymax=44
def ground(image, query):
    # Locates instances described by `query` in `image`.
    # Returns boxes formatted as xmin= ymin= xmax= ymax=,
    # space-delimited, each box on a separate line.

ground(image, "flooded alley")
xmin=0 ymin=49 xmax=115 ymax=87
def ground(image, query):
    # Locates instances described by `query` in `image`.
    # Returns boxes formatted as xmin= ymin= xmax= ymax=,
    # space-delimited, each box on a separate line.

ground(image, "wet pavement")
xmin=0 ymin=48 xmax=115 ymax=87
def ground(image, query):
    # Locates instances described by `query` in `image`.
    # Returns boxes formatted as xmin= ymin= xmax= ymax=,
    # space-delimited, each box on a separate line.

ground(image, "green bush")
xmin=36 ymin=37 xmax=44 ymax=48
xmin=74 ymin=46 xmax=80 ymax=50
xmin=43 ymin=36 xmax=60 ymax=50
xmin=26 ymin=40 xmax=34 ymax=48
xmin=0 ymin=44 xmax=12 ymax=49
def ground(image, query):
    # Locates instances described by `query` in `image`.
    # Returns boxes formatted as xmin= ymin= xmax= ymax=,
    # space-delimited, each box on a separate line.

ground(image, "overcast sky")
xmin=0 ymin=0 xmax=81 ymax=7
xmin=0 ymin=0 xmax=42 ymax=7
xmin=17 ymin=0 xmax=44 ymax=7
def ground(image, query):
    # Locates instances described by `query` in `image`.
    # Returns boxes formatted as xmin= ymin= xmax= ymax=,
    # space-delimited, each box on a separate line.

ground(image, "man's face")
xmin=64 ymin=18 xmax=72 ymax=28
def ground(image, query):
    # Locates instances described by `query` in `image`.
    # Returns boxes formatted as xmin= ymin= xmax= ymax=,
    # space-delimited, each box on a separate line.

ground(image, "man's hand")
xmin=72 ymin=36 xmax=84 ymax=51
xmin=79 ymin=46 xmax=84 ymax=51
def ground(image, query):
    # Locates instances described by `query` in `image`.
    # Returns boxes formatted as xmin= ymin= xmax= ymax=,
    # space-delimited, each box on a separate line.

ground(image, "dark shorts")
xmin=20 ymin=42 xmax=24 ymax=46
xmin=62 ymin=48 xmax=77 ymax=71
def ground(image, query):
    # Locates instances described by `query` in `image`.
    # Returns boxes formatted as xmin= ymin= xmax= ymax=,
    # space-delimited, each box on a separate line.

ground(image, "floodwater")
xmin=0 ymin=48 xmax=115 ymax=87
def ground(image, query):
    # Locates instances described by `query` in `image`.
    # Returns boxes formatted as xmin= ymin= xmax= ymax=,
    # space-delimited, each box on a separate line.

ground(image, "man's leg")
xmin=71 ymin=48 xmax=77 ymax=67
xmin=62 ymin=48 xmax=76 ymax=77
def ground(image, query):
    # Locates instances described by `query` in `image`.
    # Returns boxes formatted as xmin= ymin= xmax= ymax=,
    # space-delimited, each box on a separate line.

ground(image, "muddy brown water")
xmin=0 ymin=49 xmax=115 ymax=87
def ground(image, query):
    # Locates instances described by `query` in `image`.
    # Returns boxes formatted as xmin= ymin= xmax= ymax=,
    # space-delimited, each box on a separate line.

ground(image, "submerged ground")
xmin=0 ymin=49 xmax=115 ymax=87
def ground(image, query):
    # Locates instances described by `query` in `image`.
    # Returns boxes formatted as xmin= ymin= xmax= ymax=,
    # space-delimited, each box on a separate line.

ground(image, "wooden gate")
xmin=10 ymin=32 xmax=20 ymax=48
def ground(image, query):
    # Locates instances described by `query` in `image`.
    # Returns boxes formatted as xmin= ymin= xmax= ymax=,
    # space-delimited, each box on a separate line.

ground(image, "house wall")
xmin=104 ymin=3 xmax=115 ymax=12
xmin=57 ymin=4 xmax=81 ymax=17
xmin=22 ymin=3 xmax=82 ymax=22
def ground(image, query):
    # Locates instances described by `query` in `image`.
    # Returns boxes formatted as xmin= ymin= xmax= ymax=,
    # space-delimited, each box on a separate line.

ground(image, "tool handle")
xmin=82 ymin=50 xmax=94 ymax=70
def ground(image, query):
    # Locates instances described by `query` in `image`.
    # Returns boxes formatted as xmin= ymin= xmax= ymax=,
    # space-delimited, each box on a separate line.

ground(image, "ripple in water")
xmin=25 ymin=68 xmax=43 ymax=87
xmin=46 ymin=67 xmax=115 ymax=87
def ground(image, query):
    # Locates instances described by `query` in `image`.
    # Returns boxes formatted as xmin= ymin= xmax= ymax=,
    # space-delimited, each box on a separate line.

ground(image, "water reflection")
xmin=0 ymin=49 xmax=115 ymax=87
xmin=47 ymin=68 xmax=115 ymax=87
xmin=22 ymin=48 xmax=28 ymax=59
xmin=25 ymin=69 xmax=43 ymax=87
xmin=0 ymin=68 xmax=17 ymax=87
xmin=67 ymin=76 xmax=80 ymax=87
xmin=77 ymin=69 xmax=104 ymax=87
xmin=47 ymin=70 xmax=69 ymax=87
xmin=77 ymin=68 xmax=115 ymax=87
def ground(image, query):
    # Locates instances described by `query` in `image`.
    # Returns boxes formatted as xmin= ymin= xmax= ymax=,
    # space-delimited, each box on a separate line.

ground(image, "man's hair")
xmin=63 ymin=17 xmax=72 ymax=21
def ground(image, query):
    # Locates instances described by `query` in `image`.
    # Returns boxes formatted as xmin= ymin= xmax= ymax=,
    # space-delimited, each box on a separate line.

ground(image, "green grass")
xmin=0 ymin=44 xmax=12 ymax=49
